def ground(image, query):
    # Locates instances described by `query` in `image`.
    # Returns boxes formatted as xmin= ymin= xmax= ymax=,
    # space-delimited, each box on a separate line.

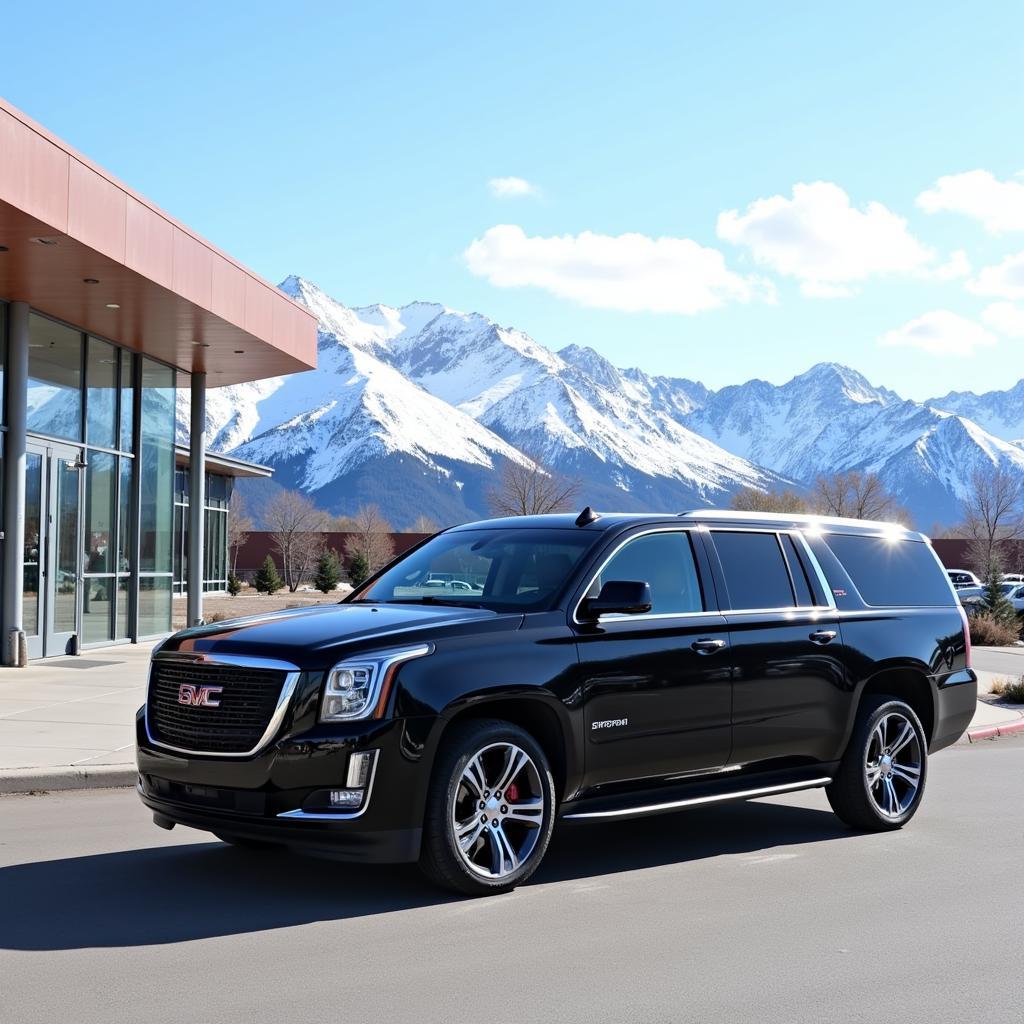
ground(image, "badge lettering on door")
xmin=591 ymin=718 xmax=628 ymax=730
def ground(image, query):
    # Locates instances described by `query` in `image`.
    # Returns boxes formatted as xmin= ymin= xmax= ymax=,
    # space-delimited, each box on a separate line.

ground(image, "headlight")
xmin=320 ymin=644 xmax=432 ymax=722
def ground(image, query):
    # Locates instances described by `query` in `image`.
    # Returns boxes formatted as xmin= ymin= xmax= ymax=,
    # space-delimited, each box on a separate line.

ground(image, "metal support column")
xmin=2 ymin=302 xmax=30 ymax=665
xmin=186 ymin=372 xmax=206 ymax=627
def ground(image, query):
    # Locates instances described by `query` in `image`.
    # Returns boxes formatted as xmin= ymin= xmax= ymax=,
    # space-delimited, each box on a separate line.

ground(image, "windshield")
xmin=350 ymin=528 xmax=598 ymax=613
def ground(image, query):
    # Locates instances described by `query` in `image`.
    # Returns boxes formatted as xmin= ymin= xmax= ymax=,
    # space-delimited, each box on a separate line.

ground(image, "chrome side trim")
xmin=276 ymin=750 xmax=380 ymax=821
xmin=145 ymin=654 xmax=302 ymax=759
xmin=561 ymin=777 xmax=833 ymax=820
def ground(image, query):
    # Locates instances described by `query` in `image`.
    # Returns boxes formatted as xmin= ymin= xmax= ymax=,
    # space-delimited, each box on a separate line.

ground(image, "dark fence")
xmin=931 ymin=538 xmax=1024 ymax=575
xmin=233 ymin=532 xmax=431 ymax=581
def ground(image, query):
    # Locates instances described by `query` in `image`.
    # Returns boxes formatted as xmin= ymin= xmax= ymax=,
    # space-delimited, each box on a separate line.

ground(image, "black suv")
xmin=137 ymin=510 xmax=976 ymax=895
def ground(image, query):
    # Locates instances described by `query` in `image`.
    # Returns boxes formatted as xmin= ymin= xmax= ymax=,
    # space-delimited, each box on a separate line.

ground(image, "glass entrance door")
xmin=25 ymin=443 xmax=83 ymax=658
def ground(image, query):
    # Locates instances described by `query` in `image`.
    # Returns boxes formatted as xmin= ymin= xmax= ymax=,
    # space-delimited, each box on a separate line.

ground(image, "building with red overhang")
xmin=0 ymin=97 xmax=317 ymax=662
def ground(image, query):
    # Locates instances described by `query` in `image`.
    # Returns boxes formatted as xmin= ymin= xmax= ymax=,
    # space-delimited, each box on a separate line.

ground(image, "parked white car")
xmin=957 ymin=582 xmax=1024 ymax=614
xmin=947 ymin=569 xmax=981 ymax=589
xmin=1002 ymin=573 xmax=1024 ymax=584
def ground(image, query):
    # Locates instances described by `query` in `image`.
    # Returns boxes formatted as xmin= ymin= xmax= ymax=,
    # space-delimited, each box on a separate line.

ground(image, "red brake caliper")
xmin=505 ymin=782 xmax=520 ymax=802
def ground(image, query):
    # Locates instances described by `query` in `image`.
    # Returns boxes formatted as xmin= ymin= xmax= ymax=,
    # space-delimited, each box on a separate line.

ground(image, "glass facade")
xmin=173 ymin=467 xmax=233 ymax=595
xmin=17 ymin=310 xmax=179 ymax=650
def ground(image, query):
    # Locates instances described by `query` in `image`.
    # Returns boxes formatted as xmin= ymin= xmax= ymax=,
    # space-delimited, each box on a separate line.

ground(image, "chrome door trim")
xmin=571 ymin=526 xmax=707 ymax=626
xmin=145 ymin=652 xmax=302 ymax=758
xmin=561 ymin=776 xmax=834 ymax=820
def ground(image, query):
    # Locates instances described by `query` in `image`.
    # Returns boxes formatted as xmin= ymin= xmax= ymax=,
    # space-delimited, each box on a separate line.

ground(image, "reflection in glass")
xmin=117 ymin=457 xmax=133 ymax=573
xmin=53 ymin=460 xmax=79 ymax=634
xmin=85 ymin=452 xmax=116 ymax=575
xmin=86 ymin=337 xmax=118 ymax=449
xmin=138 ymin=575 xmax=172 ymax=636
xmin=27 ymin=315 xmax=82 ymax=441
xmin=23 ymin=453 xmax=43 ymax=636
xmin=120 ymin=352 xmax=134 ymax=452
xmin=115 ymin=578 xmax=130 ymax=640
xmin=82 ymin=576 xmax=114 ymax=644
xmin=139 ymin=359 xmax=175 ymax=574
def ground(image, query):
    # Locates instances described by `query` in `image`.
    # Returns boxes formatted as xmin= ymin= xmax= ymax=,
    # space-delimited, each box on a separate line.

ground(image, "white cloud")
xmin=877 ymin=310 xmax=997 ymax=357
xmin=917 ymin=170 xmax=1024 ymax=234
xmin=925 ymin=249 xmax=971 ymax=281
xmin=488 ymin=176 xmax=540 ymax=199
xmin=968 ymin=251 xmax=1024 ymax=300
xmin=463 ymin=224 xmax=774 ymax=314
xmin=717 ymin=181 xmax=934 ymax=297
xmin=981 ymin=302 xmax=1024 ymax=338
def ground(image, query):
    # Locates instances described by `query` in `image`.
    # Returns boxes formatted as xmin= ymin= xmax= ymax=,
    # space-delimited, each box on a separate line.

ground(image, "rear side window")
xmin=711 ymin=531 xmax=795 ymax=610
xmin=824 ymin=535 xmax=954 ymax=607
xmin=782 ymin=534 xmax=816 ymax=606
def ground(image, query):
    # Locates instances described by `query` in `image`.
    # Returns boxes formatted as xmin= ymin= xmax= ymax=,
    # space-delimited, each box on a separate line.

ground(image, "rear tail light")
xmin=958 ymin=604 xmax=972 ymax=669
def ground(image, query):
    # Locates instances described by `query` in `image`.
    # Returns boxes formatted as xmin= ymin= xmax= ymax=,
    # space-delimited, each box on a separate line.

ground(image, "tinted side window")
xmin=824 ymin=535 xmax=954 ymax=607
xmin=712 ymin=531 xmax=795 ymax=610
xmin=594 ymin=532 xmax=704 ymax=614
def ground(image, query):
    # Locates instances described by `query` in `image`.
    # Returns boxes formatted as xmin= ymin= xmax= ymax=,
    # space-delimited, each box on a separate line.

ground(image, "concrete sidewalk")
xmin=0 ymin=643 xmax=155 ymax=791
xmin=0 ymin=645 xmax=1022 ymax=792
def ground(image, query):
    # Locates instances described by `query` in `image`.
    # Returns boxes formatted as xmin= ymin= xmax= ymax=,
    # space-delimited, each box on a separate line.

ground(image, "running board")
xmin=561 ymin=776 xmax=833 ymax=821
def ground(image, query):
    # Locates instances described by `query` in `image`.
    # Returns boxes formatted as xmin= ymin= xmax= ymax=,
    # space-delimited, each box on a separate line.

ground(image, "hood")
xmin=158 ymin=602 xmax=520 ymax=668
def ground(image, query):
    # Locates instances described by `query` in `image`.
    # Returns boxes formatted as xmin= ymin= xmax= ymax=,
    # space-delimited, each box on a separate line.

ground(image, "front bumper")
xmin=136 ymin=708 xmax=436 ymax=863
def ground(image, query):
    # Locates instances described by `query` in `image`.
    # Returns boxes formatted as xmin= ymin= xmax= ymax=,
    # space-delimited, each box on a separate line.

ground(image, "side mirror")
xmin=581 ymin=580 xmax=652 ymax=618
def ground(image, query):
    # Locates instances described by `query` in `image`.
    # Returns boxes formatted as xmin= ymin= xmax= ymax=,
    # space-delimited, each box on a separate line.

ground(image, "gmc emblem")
xmin=177 ymin=683 xmax=223 ymax=708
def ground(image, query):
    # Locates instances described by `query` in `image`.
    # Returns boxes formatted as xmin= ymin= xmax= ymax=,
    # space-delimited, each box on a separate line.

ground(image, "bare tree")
xmin=264 ymin=489 xmax=326 ymax=592
xmin=343 ymin=504 xmax=396 ymax=574
xmin=811 ymin=470 xmax=906 ymax=522
xmin=323 ymin=513 xmax=358 ymax=531
xmin=227 ymin=490 xmax=253 ymax=574
xmin=488 ymin=455 xmax=579 ymax=517
xmin=729 ymin=486 xmax=809 ymax=514
xmin=410 ymin=514 xmax=441 ymax=534
xmin=956 ymin=464 xmax=1024 ymax=575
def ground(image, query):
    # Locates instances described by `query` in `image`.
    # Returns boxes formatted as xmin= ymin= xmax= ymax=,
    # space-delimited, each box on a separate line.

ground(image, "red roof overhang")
xmin=0 ymin=97 xmax=317 ymax=385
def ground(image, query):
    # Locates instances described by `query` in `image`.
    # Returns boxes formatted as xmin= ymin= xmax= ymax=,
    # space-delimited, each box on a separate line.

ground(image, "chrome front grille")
xmin=147 ymin=658 xmax=295 ymax=755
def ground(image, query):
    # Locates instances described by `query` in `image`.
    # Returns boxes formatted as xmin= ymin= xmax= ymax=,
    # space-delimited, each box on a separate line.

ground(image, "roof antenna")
xmin=575 ymin=506 xmax=600 ymax=527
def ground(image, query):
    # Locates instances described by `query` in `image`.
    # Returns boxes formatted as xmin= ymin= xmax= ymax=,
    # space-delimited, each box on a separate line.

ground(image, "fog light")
xmin=346 ymin=751 xmax=376 ymax=788
xmin=329 ymin=789 xmax=364 ymax=808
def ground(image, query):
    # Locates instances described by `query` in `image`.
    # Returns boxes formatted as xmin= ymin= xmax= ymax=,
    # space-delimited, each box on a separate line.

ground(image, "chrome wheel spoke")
xmin=892 ymin=763 xmax=920 ymax=785
xmin=504 ymin=798 xmax=544 ymax=827
xmin=462 ymin=755 xmax=487 ymax=798
xmin=866 ymin=763 xmax=883 ymax=786
xmin=457 ymin=818 xmax=487 ymax=852
xmin=883 ymin=776 xmax=900 ymax=815
xmin=494 ymin=746 xmax=529 ymax=796
xmin=889 ymin=722 xmax=915 ymax=757
xmin=488 ymin=824 xmax=519 ymax=875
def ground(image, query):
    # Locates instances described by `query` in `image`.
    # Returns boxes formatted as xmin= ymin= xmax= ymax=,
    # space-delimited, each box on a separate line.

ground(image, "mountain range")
xmin=177 ymin=276 xmax=1024 ymax=530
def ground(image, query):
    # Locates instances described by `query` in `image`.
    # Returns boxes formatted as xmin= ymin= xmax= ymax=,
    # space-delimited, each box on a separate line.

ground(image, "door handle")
xmin=809 ymin=629 xmax=837 ymax=645
xmin=691 ymin=638 xmax=727 ymax=655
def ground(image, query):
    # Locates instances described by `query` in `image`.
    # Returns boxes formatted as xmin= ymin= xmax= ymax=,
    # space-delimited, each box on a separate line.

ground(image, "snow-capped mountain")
xmin=927 ymin=381 xmax=1024 ymax=443
xmin=182 ymin=277 xmax=782 ymax=526
xmin=177 ymin=275 xmax=1024 ymax=530
xmin=685 ymin=363 xmax=1024 ymax=526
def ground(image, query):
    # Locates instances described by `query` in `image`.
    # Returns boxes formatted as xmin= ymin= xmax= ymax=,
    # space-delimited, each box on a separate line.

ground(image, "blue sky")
xmin=4 ymin=1 xmax=1024 ymax=399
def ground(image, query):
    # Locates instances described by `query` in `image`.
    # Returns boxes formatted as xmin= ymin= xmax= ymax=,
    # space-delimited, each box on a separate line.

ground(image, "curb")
xmin=967 ymin=719 xmax=1024 ymax=743
xmin=0 ymin=764 xmax=137 ymax=794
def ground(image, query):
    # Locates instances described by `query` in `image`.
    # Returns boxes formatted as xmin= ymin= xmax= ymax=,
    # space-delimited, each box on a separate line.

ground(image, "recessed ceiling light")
xmin=83 ymin=278 xmax=99 ymax=284
xmin=234 ymin=349 xmax=244 ymax=354
xmin=191 ymin=341 xmax=203 ymax=346
xmin=105 ymin=303 xmax=120 ymax=309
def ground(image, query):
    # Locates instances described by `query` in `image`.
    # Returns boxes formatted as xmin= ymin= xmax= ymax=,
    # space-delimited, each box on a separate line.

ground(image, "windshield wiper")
xmin=382 ymin=597 xmax=486 ymax=609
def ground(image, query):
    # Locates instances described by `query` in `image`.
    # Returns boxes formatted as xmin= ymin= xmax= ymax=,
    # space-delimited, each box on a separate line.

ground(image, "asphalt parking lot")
xmin=1 ymin=736 xmax=1021 ymax=1024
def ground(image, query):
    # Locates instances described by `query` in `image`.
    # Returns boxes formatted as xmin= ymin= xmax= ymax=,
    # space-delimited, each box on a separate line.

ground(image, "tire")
xmin=213 ymin=833 xmax=285 ymax=852
xmin=826 ymin=696 xmax=928 ymax=831
xmin=419 ymin=718 xmax=557 ymax=896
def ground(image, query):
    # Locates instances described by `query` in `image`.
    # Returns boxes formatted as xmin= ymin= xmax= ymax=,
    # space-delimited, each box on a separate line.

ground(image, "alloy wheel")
xmin=451 ymin=742 xmax=546 ymax=879
xmin=864 ymin=711 xmax=922 ymax=818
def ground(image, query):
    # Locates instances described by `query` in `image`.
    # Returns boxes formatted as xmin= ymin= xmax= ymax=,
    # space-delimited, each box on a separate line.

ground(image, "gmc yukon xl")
xmin=137 ymin=509 xmax=976 ymax=895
